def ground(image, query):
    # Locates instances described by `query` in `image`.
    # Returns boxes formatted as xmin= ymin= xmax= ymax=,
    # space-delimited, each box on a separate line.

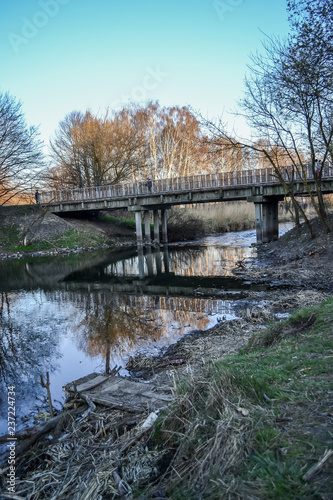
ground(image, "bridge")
xmin=41 ymin=165 xmax=333 ymax=245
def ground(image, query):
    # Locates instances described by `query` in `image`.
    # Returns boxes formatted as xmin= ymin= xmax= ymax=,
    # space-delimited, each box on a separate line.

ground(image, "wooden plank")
xmin=67 ymin=374 xmax=110 ymax=393
xmin=66 ymin=374 xmax=174 ymax=413
xmin=142 ymin=391 xmax=173 ymax=402
xmin=81 ymin=394 xmax=143 ymax=413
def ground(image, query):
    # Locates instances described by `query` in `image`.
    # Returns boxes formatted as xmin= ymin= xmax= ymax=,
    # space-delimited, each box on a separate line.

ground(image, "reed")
xmin=190 ymin=201 xmax=256 ymax=232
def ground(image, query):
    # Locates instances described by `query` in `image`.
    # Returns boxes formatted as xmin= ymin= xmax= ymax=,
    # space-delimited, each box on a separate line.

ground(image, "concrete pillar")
xmin=161 ymin=209 xmax=168 ymax=244
xmin=135 ymin=211 xmax=143 ymax=246
xmin=262 ymin=201 xmax=279 ymax=243
xmin=254 ymin=203 xmax=263 ymax=244
xmin=145 ymin=247 xmax=154 ymax=275
xmin=155 ymin=247 xmax=162 ymax=274
xmin=137 ymin=246 xmax=145 ymax=277
xmin=163 ymin=246 xmax=171 ymax=274
xmin=144 ymin=211 xmax=152 ymax=245
xmin=153 ymin=210 xmax=160 ymax=245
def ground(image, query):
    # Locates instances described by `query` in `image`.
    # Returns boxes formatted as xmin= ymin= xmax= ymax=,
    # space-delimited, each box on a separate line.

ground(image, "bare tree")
xmin=49 ymin=108 xmax=145 ymax=189
xmin=135 ymin=102 xmax=211 ymax=180
xmin=0 ymin=91 xmax=45 ymax=205
xmin=48 ymin=102 xmax=212 ymax=188
xmin=201 ymin=0 xmax=333 ymax=237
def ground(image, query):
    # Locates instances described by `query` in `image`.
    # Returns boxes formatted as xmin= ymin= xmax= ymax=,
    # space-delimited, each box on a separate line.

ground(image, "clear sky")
xmin=1 ymin=0 xmax=290 ymax=149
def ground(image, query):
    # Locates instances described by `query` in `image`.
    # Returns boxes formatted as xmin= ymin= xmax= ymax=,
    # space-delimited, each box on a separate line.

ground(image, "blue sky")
xmin=1 ymin=0 xmax=290 ymax=149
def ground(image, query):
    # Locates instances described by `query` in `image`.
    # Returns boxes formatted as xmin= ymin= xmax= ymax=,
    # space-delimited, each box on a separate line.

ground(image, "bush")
xmin=167 ymin=209 xmax=207 ymax=242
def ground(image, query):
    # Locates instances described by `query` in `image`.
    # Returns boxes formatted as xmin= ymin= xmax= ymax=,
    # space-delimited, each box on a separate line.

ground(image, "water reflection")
xmin=0 ymin=227 xmax=293 ymax=436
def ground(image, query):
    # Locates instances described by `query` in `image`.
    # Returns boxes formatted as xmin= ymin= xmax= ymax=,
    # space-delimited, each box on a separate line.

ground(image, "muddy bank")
xmin=235 ymin=214 xmax=333 ymax=293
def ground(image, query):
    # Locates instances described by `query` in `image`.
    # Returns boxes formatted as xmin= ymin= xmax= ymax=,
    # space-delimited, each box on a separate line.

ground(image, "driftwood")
xmin=0 ymin=494 xmax=26 ymax=500
xmin=302 ymin=449 xmax=333 ymax=481
xmin=64 ymin=373 xmax=109 ymax=393
xmin=121 ymin=411 xmax=159 ymax=454
xmin=77 ymin=394 xmax=96 ymax=421
xmin=113 ymin=470 xmax=132 ymax=500
xmin=80 ymin=395 xmax=144 ymax=413
xmin=66 ymin=373 xmax=173 ymax=414
xmin=40 ymin=371 xmax=54 ymax=417
xmin=0 ymin=408 xmax=83 ymax=458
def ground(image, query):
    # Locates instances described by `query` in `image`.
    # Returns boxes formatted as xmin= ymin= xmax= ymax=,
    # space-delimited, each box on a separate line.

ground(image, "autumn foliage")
xmin=48 ymin=102 xmax=246 ymax=190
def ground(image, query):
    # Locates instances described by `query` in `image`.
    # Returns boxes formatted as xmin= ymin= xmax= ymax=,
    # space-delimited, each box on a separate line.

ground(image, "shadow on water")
xmin=0 ymin=224 xmax=293 ymax=436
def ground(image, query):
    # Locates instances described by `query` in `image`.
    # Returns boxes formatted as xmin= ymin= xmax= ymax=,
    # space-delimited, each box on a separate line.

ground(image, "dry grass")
xmin=8 ymin=406 xmax=164 ymax=499
xmin=148 ymin=368 xmax=274 ymax=499
xmin=192 ymin=201 xmax=255 ymax=232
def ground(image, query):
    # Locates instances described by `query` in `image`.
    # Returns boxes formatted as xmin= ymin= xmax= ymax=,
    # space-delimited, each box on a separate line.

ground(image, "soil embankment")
xmin=0 ymin=206 xmax=136 ymax=259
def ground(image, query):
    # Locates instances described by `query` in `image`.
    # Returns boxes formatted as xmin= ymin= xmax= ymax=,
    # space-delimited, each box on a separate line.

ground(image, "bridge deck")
xmin=41 ymin=165 xmax=333 ymax=210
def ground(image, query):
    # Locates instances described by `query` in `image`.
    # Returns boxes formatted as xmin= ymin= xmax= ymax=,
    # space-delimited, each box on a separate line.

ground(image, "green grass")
xmin=3 ymin=228 xmax=107 ymax=251
xmin=99 ymin=212 xmax=136 ymax=229
xmin=0 ymin=225 xmax=21 ymax=246
xmin=144 ymin=298 xmax=333 ymax=499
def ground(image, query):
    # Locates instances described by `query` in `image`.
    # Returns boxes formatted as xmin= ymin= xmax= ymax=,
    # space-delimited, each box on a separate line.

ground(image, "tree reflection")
xmin=0 ymin=292 xmax=23 ymax=385
xmin=73 ymin=291 xmax=213 ymax=370
xmin=0 ymin=291 xmax=61 ymax=433
xmin=170 ymin=245 xmax=253 ymax=277
xmin=75 ymin=293 xmax=165 ymax=372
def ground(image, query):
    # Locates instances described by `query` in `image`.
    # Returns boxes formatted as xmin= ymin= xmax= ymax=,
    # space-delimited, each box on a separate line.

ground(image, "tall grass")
xmin=188 ymin=202 xmax=256 ymax=233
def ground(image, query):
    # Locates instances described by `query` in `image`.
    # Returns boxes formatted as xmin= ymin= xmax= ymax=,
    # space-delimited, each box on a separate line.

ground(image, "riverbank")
xmin=1 ymin=215 xmax=332 ymax=499
xmin=0 ymin=206 xmax=136 ymax=260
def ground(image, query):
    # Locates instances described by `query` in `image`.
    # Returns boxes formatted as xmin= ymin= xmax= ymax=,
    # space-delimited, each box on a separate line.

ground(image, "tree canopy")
xmin=0 ymin=91 xmax=45 ymax=205
xmin=48 ymin=102 xmax=234 ymax=190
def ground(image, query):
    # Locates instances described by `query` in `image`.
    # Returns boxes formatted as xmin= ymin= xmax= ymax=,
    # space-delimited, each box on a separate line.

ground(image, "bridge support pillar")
xmin=153 ymin=210 xmax=160 ymax=245
xmin=255 ymin=203 xmax=263 ymax=244
xmin=135 ymin=211 xmax=143 ymax=246
xmin=262 ymin=201 xmax=279 ymax=243
xmin=161 ymin=209 xmax=168 ymax=244
xmin=254 ymin=200 xmax=279 ymax=244
xmin=144 ymin=211 xmax=152 ymax=245
xmin=155 ymin=247 xmax=162 ymax=273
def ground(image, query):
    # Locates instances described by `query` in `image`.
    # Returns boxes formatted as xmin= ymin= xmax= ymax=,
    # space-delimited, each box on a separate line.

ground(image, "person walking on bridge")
xmin=35 ymin=189 xmax=40 ymax=204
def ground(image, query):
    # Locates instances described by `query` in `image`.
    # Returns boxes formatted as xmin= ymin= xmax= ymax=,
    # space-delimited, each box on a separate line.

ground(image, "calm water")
xmin=0 ymin=224 xmax=292 ymax=436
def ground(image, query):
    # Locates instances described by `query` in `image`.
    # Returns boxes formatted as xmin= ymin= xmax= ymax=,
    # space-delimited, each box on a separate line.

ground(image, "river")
xmin=0 ymin=224 xmax=292 ymax=436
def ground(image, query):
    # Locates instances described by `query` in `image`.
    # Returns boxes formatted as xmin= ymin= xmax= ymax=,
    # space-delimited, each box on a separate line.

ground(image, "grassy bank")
xmin=0 ymin=226 xmax=107 ymax=252
xmin=144 ymin=298 xmax=333 ymax=499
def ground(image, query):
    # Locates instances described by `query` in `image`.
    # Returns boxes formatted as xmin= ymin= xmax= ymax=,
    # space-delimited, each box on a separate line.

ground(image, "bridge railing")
xmin=40 ymin=164 xmax=333 ymax=205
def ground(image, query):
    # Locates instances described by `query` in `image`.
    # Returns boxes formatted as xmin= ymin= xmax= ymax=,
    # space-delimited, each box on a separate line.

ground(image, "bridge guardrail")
xmin=40 ymin=164 xmax=333 ymax=205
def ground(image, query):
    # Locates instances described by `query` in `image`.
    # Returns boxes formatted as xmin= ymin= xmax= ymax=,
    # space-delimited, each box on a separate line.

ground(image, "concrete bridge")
xmin=41 ymin=165 xmax=333 ymax=245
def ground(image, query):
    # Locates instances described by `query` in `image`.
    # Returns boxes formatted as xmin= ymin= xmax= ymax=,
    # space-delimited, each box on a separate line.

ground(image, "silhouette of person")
xmin=35 ymin=190 xmax=40 ymax=204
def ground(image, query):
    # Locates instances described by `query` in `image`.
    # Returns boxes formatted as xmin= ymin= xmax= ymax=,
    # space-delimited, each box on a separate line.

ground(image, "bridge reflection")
xmin=65 ymin=244 xmax=255 ymax=280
